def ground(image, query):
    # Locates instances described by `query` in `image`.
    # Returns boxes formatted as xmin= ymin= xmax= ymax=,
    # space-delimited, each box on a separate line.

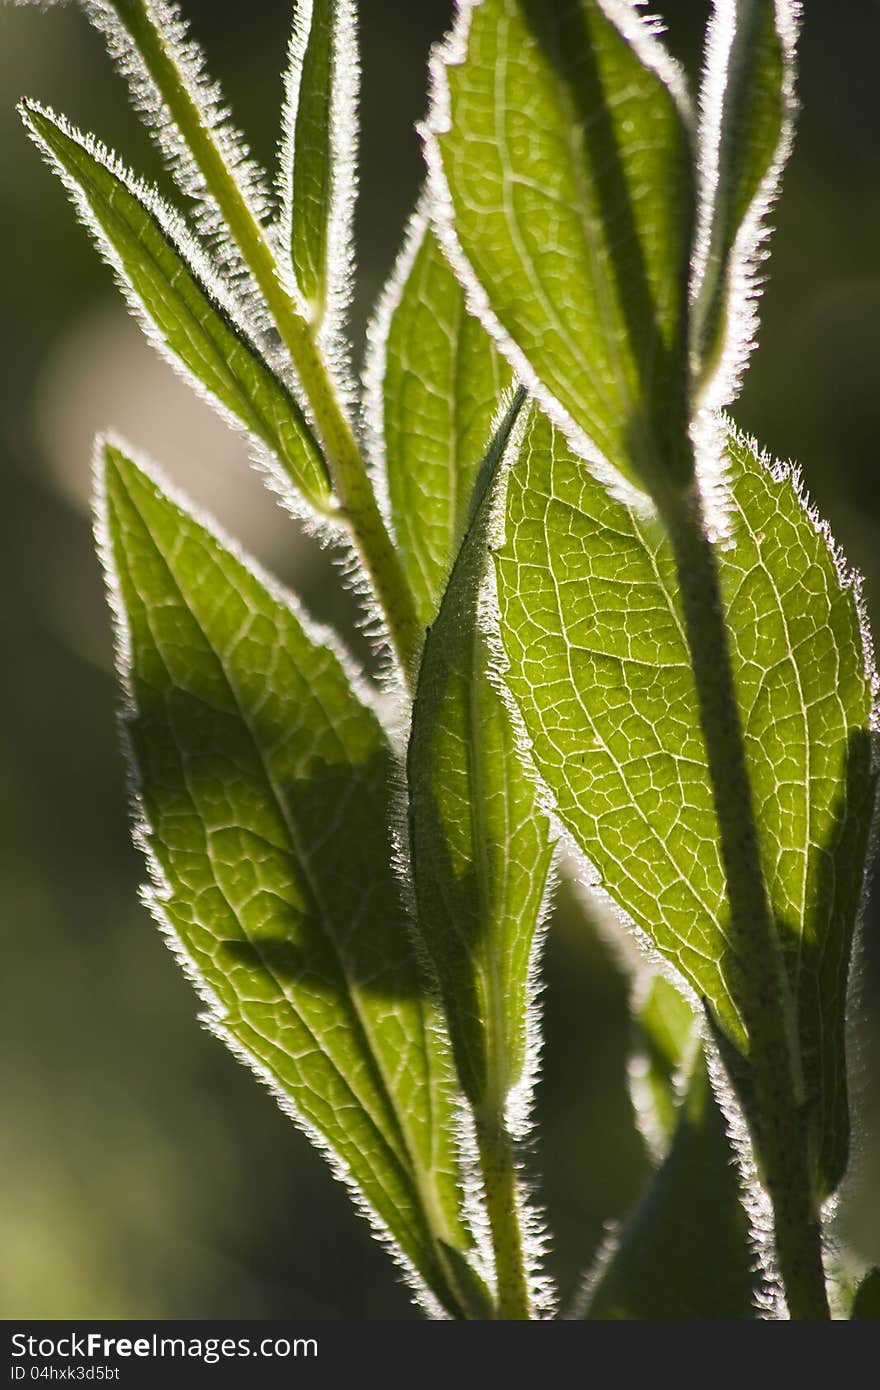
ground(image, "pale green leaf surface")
xmin=100 ymin=442 xmax=483 ymax=1315
xmin=496 ymin=408 xmax=876 ymax=1194
xmin=692 ymin=0 xmax=798 ymax=399
xmin=427 ymin=0 xmax=695 ymax=495
xmin=408 ymin=396 xmax=554 ymax=1114
xmin=585 ymin=1045 xmax=757 ymax=1320
xmin=630 ymin=975 xmax=696 ymax=1153
xmin=282 ymin=0 xmax=357 ymax=329
xmin=369 ymin=214 xmax=512 ymax=628
xmin=851 ymin=1268 xmax=880 ymax=1320
xmin=23 ymin=103 xmax=332 ymax=515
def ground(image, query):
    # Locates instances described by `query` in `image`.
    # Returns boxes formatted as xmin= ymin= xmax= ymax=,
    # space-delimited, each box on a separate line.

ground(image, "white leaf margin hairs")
xmin=691 ymin=0 xmax=801 ymax=416
xmin=421 ymin=0 xmax=695 ymax=518
xmin=488 ymin=404 xmax=880 ymax=1309
xmin=91 ymin=433 xmax=462 ymax=1321
xmin=20 ymin=98 xmax=339 ymax=531
xmin=276 ymin=0 xmax=360 ymax=410
xmin=445 ymin=387 xmax=560 ymax=1316
xmin=19 ymin=94 xmax=411 ymax=685
xmin=360 ymin=195 xmax=434 ymax=542
xmin=77 ymin=0 xmax=274 ymax=328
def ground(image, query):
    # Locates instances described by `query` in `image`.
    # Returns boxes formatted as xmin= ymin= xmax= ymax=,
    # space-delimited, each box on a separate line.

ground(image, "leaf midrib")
xmin=488 ymin=7 xmax=619 ymax=446
xmin=111 ymin=474 xmax=449 ymax=1255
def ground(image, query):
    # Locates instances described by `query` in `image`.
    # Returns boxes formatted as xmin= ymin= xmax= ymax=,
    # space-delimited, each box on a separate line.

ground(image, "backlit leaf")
xmin=279 ymin=0 xmax=358 ymax=356
xmin=23 ymin=102 xmax=332 ymax=516
xmin=98 ymin=439 xmax=488 ymax=1317
xmin=407 ymin=394 xmax=554 ymax=1118
xmin=426 ymin=0 xmax=696 ymax=497
xmin=495 ymin=407 xmax=876 ymax=1197
xmin=692 ymin=0 xmax=799 ymax=407
xmin=366 ymin=209 xmax=512 ymax=627
xmin=79 ymin=0 xmax=273 ymax=296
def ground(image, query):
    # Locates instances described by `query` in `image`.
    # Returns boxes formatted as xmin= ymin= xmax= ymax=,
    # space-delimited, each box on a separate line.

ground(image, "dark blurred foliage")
xmin=1 ymin=0 xmax=879 ymax=1318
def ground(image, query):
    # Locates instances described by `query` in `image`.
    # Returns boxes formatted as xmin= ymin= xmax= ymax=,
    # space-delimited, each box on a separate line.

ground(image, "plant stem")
xmin=656 ymin=477 xmax=829 ymax=1321
xmin=112 ymin=0 xmax=423 ymax=681
xmin=475 ymin=1114 xmax=532 ymax=1319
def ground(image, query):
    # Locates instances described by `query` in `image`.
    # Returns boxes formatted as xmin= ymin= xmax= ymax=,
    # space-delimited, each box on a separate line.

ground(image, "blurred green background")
xmin=1 ymin=0 xmax=879 ymax=1319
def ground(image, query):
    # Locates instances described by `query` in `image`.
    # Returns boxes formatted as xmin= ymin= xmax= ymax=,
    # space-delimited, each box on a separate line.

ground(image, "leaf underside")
xmin=408 ymin=399 xmax=554 ymax=1116
xmin=369 ymin=213 xmax=512 ymax=628
xmin=23 ymin=102 xmax=331 ymax=515
xmin=495 ymin=408 xmax=876 ymax=1196
xmin=99 ymin=441 xmax=484 ymax=1317
xmin=429 ymin=0 xmax=696 ymax=495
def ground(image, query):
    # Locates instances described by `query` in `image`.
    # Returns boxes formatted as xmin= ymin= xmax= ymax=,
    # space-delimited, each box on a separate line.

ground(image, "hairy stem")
xmin=475 ymin=1115 xmax=532 ymax=1320
xmin=109 ymin=0 xmax=423 ymax=680
xmin=657 ymin=476 xmax=829 ymax=1321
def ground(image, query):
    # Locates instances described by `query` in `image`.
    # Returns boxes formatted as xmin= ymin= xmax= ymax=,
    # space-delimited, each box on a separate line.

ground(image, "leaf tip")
xmin=17 ymin=95 xmax=52 ymax=143
xmin=91 ymin=430 xmax=153 ymax=551
xmin=94 ymin=429 xmax=130 ymax=490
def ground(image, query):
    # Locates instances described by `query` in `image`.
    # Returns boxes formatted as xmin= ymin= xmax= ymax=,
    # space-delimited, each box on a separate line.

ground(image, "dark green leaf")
xmin=851 ymin=1268 xmax=880 ymax=1320
xmin=585 ymin=1041 xmax=757 ymax=1320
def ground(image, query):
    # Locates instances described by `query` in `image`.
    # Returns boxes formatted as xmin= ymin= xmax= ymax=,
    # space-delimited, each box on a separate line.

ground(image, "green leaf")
xmin=851 ymin=1268 xmax=880 ymax=1320
xmin=280 ymin=0 xmax=358 ymax=339
xmin=495 ymin=407 xmax=876 ymax=1197
xmin=366 ymin=209 xmax=512 ymax=628
xmin=79 ymin=0 xmax=273 ymax=294
xmin=584 ymin=1039 xmax=757 ymax=1320
xmin=629 ymin=975 xmax=697 ymax=1157
xmin=426 ymin=0 xmax=696 ymax=497
xmin=98 ymin=439 xmax=487 ymax=1318
xmin=22 ymin=101 xmax=333 ymax=517
xmin=408 ymin=393 xmax=554 ymax=1118
xmin=585 ymin=975 xmax=759 ymax=1319
xmin=692 ymin=0 xmax=799 ymax=405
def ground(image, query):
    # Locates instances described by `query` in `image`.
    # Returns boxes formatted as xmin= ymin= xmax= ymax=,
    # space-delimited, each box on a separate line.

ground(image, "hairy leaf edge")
xmin=92 ymin=432 xmax=459 ymax=1319
xmin=21 ymin=99 xmax=337 ymax=528
xmin=421 ymin=0 xmax=695 ymax=517
xmin=80 ymin=0 xmax=273 ymax=325
xmin=490 ymin=411 xmax=880 ymax=1292
xmin=470 ymin=395 xmax=562 ymax=1318
xmin=276 ymin=0 xmax=359 ymax=406
xmin=691 ymin=0 xmax=801 ymax=415
xmin=361 ymin=195 xmax=433 ymax=541
xmin=388 ymin=391 xmax=561 ymax=1314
